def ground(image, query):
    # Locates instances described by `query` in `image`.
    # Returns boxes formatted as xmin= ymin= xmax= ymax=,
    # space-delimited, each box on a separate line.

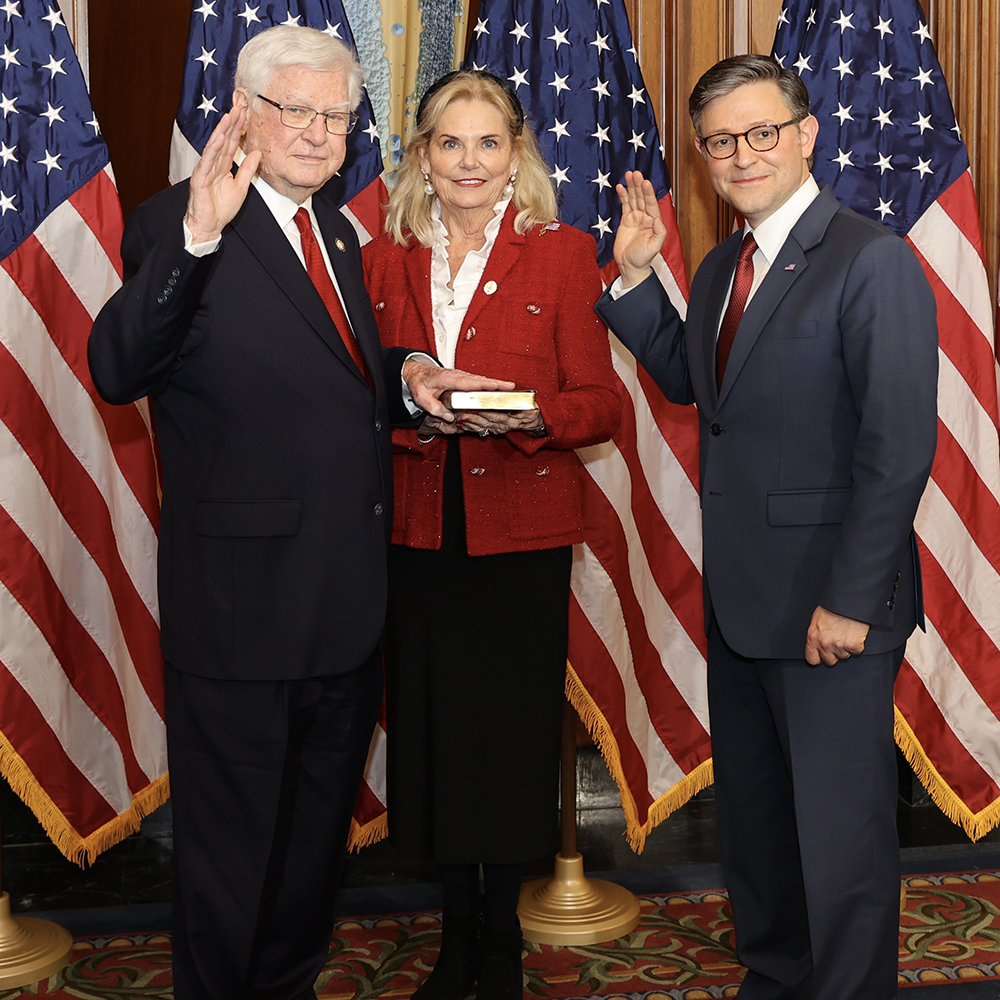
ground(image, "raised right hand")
xmin=613 ymin=170 xmax=667 ymax=289
xmin=184 ymin=106 xmax=262 ymax=244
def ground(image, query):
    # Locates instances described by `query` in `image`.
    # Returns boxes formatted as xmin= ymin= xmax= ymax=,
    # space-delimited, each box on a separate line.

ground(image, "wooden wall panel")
xmin=88 ymin=0 xmax=191 ymax=218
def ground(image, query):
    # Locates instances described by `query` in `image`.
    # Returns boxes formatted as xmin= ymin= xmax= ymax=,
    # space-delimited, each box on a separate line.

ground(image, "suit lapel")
xmin=229 ymin=187 xmax=368 ymax=388
xmin=700 ymin=238 xmax=739 ymax=411
xmin=460 ymin=208 xmax=526 ymax=331
xmin=314 ymin=196 xmax=381 ymax=387
xmin=716 ymin=187 xmax=841 ymax=407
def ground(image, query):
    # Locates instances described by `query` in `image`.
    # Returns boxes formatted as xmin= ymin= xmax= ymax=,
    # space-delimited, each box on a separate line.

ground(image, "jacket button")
xmin=466 ymin=326 xmax=476 ymax=340
xmin=171 ymin=267 xmax=181 ymax=277
xmin=374 ymin=420 xmax=382 ymax=432
xmin=470 ymin=467 xmax=485 ymax=476
xmin=710 ymin=423 xmax=722 ymax=436
xmin=157 ymin=294 xmax=167 ymax=304
xmin=536 ymin=467 xmax=550 ymax=476
xmin=374 ymin=503 xmax=383 ymax=515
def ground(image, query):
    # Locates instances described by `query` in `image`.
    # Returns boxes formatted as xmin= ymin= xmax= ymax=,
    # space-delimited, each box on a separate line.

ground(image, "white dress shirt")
xmin=429 ymin=197 xmax=511 ymax=369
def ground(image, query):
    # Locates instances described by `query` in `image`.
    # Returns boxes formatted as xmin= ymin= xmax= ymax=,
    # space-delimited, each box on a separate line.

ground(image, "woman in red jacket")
xmin=362 ymin=71 xmax=621 ymax=1000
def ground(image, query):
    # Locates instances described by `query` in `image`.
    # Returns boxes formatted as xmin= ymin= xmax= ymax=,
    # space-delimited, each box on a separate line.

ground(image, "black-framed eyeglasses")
xmin=256 ymin=94 xmax=359 ymax=135
xmin=698 ymin=118 xmax=802 ymax=159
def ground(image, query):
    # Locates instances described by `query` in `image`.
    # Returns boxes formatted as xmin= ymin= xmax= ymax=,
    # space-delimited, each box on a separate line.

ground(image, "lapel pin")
xmin=375 ymin=301 xmax=385 ymax=311
xmin=784 ymin=263 xmax=796 ymax=271
xmin=484 ymin=280 xmax=498 ymax=295
xmin=335 ymin=238 xmax=346 ymax=252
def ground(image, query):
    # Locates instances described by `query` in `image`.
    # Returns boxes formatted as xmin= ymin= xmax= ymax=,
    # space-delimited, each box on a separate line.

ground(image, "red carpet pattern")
xmin=1 ymin=873 xmax=999 ymax=999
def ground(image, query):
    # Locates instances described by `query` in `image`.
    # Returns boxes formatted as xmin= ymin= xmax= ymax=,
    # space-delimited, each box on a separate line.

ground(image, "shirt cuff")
xmin=401 ymin=352 xmax=439 ymax=415
xmin=609 ymin=275 xmax=632 ymax=300
xmin=183 ymin=219 xmax=221 ymax=257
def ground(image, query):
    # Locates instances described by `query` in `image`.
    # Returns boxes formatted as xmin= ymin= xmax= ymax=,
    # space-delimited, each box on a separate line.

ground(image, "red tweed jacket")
xmin=362 ymin=207 xmax=622 ymax=556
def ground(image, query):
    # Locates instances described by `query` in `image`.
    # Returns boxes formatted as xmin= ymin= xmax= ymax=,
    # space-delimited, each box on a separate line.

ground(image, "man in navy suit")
xmin=598 ymin=55 xmax=937 ymax=999
xmin=89 ymin=26 xmax=509 ymax=1000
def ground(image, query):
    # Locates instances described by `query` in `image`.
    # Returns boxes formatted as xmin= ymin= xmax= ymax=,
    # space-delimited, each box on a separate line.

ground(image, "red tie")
xmin=716 ymin=231 xmax=757 ymax=390
xmin=293 ymin=208 xmax=372 ymax=387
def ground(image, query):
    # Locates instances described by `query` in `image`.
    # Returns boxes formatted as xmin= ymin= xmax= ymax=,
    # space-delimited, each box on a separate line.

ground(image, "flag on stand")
xmin=170 ymin=0 xmax=389 ymax=849
xmin=0 ymin=0 xmax=167 ymax=863
xmin=468 ymin=0 xmax=712 ymax=850
xmin=775 ymin=0 xmax=1000 ymax=838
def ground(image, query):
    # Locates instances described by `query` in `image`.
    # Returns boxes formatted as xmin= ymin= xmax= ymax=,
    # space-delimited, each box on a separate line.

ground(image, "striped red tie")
xmin=716 ymin=231 xmax=757 ymax=390
xmin=293 ymin=208 xmax=372 ymax=388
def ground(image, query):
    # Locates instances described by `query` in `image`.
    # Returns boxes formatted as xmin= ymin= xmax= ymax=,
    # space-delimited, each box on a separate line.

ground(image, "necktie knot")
xmin=738 ymin=231 xmax=758 ymax=264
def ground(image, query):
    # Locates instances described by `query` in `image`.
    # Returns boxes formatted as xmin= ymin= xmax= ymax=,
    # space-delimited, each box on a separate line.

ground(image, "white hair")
xmin=234 ymin=25 xmax=364 ymax=110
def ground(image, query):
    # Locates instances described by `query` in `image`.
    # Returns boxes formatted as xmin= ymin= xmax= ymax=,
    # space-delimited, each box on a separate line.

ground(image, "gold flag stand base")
xmin=517 ymin=699 xmax=642 ymax=945
xmin=518 ymin=852 xmax=641 ymax=945
xmin=0 ymin=892 xmax=72 ymax=988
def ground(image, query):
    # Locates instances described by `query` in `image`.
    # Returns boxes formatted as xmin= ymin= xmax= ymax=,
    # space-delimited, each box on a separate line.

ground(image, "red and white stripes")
xmin=567 ymin=193 xmax=713 ymax=850
xmin=898 ymin=170 xmax=1000 ymax=836
xmin=0 ymin=165 xmax=168 ymax=863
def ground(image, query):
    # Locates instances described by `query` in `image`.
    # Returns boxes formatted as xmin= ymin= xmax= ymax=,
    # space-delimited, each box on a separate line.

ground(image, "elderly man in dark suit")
xmin=88 ymin=25 xmax=510 ymax=1000
xmin=598 ymin=55 xmax=938 ymax=1000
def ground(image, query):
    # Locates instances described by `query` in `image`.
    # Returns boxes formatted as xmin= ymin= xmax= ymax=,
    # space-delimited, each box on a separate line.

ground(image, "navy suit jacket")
xmin=597 ymin=186 xmax=938 ymax=660
xmin=89 ymin=181 xmax=414 ymax=680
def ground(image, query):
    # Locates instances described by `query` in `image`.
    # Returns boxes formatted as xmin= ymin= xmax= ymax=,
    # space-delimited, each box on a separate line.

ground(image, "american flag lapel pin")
xmin=785 ymin=263 xmax=796 ymax=271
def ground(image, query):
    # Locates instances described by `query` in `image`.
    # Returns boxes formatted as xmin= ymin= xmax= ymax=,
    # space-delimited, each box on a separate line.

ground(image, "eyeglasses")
xmin=698 ymin=118 xmax=802 ymax=159
xmin=256 ymin=94 xmax=359 ymax=135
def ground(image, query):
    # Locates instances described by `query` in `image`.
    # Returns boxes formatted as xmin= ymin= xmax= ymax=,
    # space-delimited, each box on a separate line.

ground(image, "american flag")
xmin=0 ymin=0 xmax=167 ymax=862
xmin=775 ymin=0 xmax=1000 ymax=837
xmin=468 ymin=0 xmax=712 ymax=850
xmin=169 ymin=0 xmax=389 ymax=849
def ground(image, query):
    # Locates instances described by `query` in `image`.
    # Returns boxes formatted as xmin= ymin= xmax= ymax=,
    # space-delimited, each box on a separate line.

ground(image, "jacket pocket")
xmin=195 ymin=500 xmax=302 ymax=537
xmin=767 ymin=487 xmax=852 ymax=526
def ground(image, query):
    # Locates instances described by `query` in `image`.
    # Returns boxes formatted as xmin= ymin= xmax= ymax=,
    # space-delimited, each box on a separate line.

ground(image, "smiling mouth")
xmin=454 ymin=179 xmax=486 ymax=186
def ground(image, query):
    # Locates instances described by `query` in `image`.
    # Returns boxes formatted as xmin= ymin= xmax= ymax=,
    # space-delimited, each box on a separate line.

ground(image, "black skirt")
xmin=385 ymin=439 xmax=570 ymax=864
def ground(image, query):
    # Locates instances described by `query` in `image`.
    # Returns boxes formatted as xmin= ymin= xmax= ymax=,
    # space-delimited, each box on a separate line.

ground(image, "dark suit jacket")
xmin=363 ymin=210 xmax=622 ymax=556
xmin=597 ymin=186 xmax=938 ymax=659
xmin=89 ymin=181 xmax=414 ymax=681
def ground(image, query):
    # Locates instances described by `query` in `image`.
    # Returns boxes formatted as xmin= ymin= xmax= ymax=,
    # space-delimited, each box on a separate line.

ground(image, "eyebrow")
xmin=437 ymin=132 xmax=502 ymax=141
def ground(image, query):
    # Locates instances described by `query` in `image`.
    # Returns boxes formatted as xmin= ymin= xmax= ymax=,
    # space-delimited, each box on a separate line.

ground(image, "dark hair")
xmin=417 ymin=69 xmax=525 ymax=135
xmin=689 ymin=54 xmax=811 ymax=134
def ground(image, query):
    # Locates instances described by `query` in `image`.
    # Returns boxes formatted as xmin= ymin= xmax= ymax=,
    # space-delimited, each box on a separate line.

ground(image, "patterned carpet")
xmin=4 ymin=872 xmax=1000 ymax=999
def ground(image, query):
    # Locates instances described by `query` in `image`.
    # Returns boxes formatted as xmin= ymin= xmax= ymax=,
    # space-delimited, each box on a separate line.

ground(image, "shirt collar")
xmin=745 ymin=174 xmax=820 ymax=264
xmin=430 ymin=196 xmax=512 ymax=251
xmin=234 ymin=148 xmax=314 ymax=229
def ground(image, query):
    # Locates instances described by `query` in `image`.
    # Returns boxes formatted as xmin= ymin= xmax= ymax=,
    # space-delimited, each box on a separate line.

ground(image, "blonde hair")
xmin=386 ymin=72 xmax=557 ymax=247
xmin=235 ymin=25 xmax=365 ymax=111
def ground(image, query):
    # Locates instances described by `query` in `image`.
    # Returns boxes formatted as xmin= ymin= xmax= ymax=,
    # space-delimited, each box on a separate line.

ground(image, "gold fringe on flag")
xmin=0 ymin=730 xmax=170 ymax=867
xmin=566 ymin=662 xmax=714 ymax=853
xmin=347 ymin=811 xmax=388 ymax=853
xmin=893 ymin=706 xmax=1000 ymax=843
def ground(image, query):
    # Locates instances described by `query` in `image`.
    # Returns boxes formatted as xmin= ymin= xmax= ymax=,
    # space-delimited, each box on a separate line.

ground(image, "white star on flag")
xmin=36 ymin=148 xmax=61 ymax=173
xmin=237 ymin=3 xmax=261 ymax=26
xmin=40 ymin=101 xmax=64 ymax=125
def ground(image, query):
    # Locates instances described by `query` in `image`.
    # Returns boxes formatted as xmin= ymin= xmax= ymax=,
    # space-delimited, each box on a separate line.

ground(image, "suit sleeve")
xmin=820 ymin=235 xmax=938 ymax=627
xmin=88 ymin=199 xmax=215 ymax=405
xmin=508 ymin=235 xmax=622 ymax=456
xmin=595 ymin=271 xmax=694 ymax=406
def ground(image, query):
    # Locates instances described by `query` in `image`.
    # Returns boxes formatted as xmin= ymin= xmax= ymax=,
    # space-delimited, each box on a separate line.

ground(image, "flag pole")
xmin=0 ymin=794 xmax=73 ymax=987
xmin=517 ymin=697 xmax=641 ymax=944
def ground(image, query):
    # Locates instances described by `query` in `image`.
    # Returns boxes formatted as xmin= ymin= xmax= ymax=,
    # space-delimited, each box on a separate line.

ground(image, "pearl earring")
xmin=422 ymin=170 xmax=434 ymax=196
xmin=504 ymin=167 xmax=518 ymax=197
